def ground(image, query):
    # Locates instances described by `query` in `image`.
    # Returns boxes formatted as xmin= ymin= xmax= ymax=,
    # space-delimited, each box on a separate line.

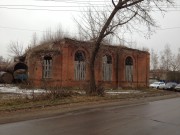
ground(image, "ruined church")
xmin=25 ymin=38 xmax=150 ymax=89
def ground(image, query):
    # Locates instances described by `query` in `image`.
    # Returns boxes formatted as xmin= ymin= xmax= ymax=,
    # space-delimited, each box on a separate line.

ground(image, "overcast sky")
xmin=0 ymin=0 xmax=180 ymax=59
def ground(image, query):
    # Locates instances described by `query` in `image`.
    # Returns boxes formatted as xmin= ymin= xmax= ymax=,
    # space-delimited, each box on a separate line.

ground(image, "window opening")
xmin=74 ymin=51 xmax=86 ymax=80
xmin=125 ymin=56 xmax=133 ymax=82
xmin=43 ymin=56 xmax=52 ymax=78
xmin=102 ymin=55 xmax=112 ymax=81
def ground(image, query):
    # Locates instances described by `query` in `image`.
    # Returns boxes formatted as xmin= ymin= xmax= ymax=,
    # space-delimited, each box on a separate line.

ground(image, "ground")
xmin=0 ymin=84 xmax=180 ymax=124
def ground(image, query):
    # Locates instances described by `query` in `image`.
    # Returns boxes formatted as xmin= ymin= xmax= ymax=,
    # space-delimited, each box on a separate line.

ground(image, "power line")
xmin=0 ymin=25 xmax=45 ymax=32
xmin=0 ymin=25 xmax=180 ymax=33
xmin=0 ymin=5 xmax=107 ymax=7
xmin=0 ymin=6 xmax=179 ymax=12
xmin=0 ymin=2 xmax=179 ymax=10
xmin=35 ymin=0 xmax=112 ymax=3
xmin=0 ymin=6 xmax=81 ymax=12
xmin=0 ymin=4 xmax=180 ymax=8
xmin=157 ymin=27 xmax=180 ymax=30
xmin=35 ymin=0 xmax=180 ymax=8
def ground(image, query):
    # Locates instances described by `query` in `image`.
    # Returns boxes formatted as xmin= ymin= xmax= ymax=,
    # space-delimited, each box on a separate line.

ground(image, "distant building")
xmin=149 ymin=69 xmax=167 ymax=82
xmin=25 ymin=38 xmax=150 ymax=89
xmin=149 ymin=69 xmax=180 ymax=83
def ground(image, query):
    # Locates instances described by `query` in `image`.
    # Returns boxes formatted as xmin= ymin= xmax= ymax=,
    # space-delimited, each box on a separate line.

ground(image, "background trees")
xmin=0 ymin=56 xmax=4 ymax=64
xmin=150 ymin=49 xmax=159 ymax=71
xmin=150 ymin=44 xmax=180 ymax=72
xmin=150 ymin=44 xmax=180 ymax=82
xmin=7 ymin=41 xmax=24 ymax=58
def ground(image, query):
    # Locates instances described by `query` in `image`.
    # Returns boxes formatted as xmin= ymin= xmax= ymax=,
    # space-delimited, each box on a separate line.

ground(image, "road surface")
xmin=1 ymin=97 xmax=180 ymax=135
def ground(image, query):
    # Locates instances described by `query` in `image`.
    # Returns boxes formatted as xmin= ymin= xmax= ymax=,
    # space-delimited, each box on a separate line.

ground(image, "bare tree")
xmin=170 ymin=48 xmax=180 ymax=71
xmin=150 ymin=48 xmax=162 ymax=80
xmin=23 ymin=33 xmax=38 ymax=54
xmin=40 ymin=28 xmax=54 ymax=44
xmin=25 ymin=25 xmax=69 ymax=57
xmin=0 ymin=56 xmax=4 ymax=64
xmin=40 ymin=26 xmax=66 ymax=44
xmin=160 ymin=44 xmax=173 ymax=71
xmin=165 ymin=48 xmax=180 ymax=82
xmin=76 ymin=0 xmax=174 ymax=95
xmin=150 ymin=49 xmax=159 ymax=70
xmin=177 ymin=48 xmax=180 ymax=71
xmin=31 ymin=32 xmax=38 ymax=47
xmin=7 ymin=41 xmax=24 ymax=58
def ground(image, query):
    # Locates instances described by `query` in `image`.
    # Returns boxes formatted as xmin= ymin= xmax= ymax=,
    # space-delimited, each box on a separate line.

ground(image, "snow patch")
xmin=0 ymin=84 xmax=46 ymax=95
xmin=106 ymin=90 xmax=141 ymax=95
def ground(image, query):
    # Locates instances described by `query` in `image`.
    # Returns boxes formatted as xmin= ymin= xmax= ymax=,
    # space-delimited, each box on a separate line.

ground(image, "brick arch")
xmin=102 ymin=54 xmax=112 ymax=64
xmin=123 ymin=55 xmax=136 ymax=66
xmin=44 ymin=55 xmax=52 ymax=60
xmin=125 ymin=56 xmax=133 ymax=65
xmin=101 ymin=50 xmax=115 ymax=63
xmin=72 ymin=47 xmax=90 ymax=61
xmin=74 ymin=50 xmax=86 ymax=61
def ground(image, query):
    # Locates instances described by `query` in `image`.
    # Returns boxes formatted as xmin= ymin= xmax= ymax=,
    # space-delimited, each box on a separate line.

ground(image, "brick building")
xmin=25 ymin=38 xmax=150 ymax=89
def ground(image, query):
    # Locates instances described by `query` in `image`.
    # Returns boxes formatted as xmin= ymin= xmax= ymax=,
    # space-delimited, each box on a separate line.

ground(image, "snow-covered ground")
xmin=106 ymin=90 xmax=141 ymax=95
xmin=0 ymin=84 xmax=142 ymax=98
xmin=0 ymin=84 xmax=46 ymax=95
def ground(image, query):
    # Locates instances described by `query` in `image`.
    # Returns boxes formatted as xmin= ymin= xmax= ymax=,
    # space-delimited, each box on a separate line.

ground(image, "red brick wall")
xmin=26 ymin=39 xmax=149 ymax=89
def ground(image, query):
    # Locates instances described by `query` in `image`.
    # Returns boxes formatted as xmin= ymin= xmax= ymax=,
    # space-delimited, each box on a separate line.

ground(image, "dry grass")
xmin=0 ymin=88 xmax=177 ymax=112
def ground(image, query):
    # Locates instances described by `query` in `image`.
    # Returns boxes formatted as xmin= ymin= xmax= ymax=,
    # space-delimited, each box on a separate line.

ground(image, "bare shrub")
xmin=15 ymin=84 xmax=79 ymax=101
xmin=84 ymin=83 xmax=105 ymax=96
xmin=96 ymin=83 xmax=105 ymax=97
xmin=45 ymin=90 xmax=73 ymax=99
xmin=17 ymin=83 xmax=34 ymax=90
xmin=31 ymin=87 xmax=80 ymax=101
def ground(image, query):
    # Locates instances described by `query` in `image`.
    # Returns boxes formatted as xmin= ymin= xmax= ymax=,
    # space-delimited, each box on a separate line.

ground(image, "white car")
xmin=149 ymin=82 xmax=165 ymax=89
xmin=175 ymin=84 xmax=180 ymax=91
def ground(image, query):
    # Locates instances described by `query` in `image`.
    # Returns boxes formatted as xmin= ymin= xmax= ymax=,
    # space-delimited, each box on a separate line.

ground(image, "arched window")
xmin=43 ymin=56 xmax=52 ymax=78
xmin=74 ymin=51 xmax=86 ymax=80
xmin=125 ymin=56 xmax=133 ymax=82
xmin=102 ymin=55 xmax=112 ymax=81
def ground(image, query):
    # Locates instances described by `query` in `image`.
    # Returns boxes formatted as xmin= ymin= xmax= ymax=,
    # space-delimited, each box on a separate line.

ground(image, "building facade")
xmin=25 ymin=38 xmax=150 ymax=89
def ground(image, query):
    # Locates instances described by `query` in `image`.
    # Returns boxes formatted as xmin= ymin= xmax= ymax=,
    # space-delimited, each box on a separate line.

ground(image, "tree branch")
xmin=112 ymin=0 xmax=116 ymax=7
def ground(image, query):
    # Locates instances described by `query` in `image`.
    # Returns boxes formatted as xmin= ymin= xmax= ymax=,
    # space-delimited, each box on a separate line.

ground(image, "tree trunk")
xmin=88 ymin=58 xmax=96 ymax=95
xmin=88 ymin=7 xmax=119 ymax=95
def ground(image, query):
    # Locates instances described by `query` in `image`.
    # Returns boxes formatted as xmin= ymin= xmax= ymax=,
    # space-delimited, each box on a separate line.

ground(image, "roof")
xmin=25 ymin=37 xmax=149 ymax=57
xmin=62 ymin=38 xmax=149 ymax=54
xmin=25 ymin=41 xmax=60 ymax=58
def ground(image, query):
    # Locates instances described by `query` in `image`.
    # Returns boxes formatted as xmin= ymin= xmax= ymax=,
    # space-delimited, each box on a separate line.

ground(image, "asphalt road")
xmin=1 ymin=97 xmax=180 ymax=135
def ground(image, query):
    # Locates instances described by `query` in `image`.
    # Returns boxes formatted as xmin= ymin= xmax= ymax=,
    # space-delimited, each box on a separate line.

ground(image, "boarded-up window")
xmin=125 ymin=56 xmax=133 ymax=82
xmin=43 ymin=56 xmax=52 ymax=78
xmin=74 ymin=51 xmax=86 ymax=80
xmin=102 ymin=55 xmax=112 ymax=81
